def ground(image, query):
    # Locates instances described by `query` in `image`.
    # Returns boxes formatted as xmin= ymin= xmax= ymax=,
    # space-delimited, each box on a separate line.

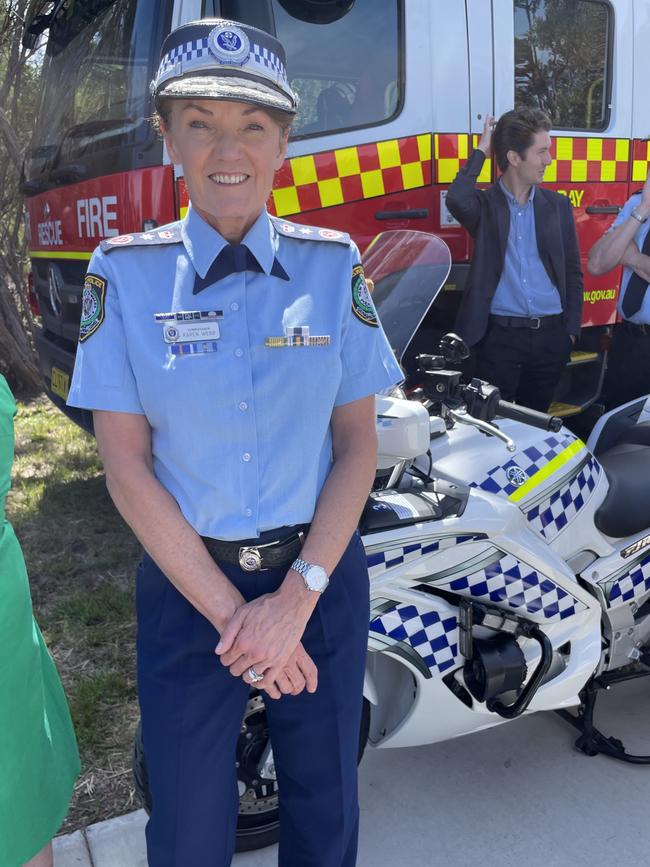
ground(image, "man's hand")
xmin=621 ymin=243 xmax=650 ymax=283
xmin=477 ymin=114 xmax=496 ymax=156
xmin=640 ymin=171 xmax=650 ymax=218
xmin=215 ymin=584 xmax=316 ymax=691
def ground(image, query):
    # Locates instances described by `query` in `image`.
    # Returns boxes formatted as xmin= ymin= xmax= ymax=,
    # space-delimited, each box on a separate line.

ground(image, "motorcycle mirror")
xmin=438 ymin=332 xmax=470 ymax=365
xmin=276 ymin=0 xmax=355 ymax=24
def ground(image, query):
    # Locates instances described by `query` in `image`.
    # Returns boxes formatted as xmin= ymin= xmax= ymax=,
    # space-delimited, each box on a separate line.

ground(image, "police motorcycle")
xmin=134 ymin=230 xmax=650 ymax=852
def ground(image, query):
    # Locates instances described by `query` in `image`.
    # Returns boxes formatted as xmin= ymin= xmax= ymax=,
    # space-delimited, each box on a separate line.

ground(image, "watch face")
xmin=305 ymin=564 xmax=329 ymax=592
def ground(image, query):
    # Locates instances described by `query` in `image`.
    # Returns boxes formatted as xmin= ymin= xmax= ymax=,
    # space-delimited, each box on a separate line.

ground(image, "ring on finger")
xmin=247 ymin=666 xmax=264 ymax=683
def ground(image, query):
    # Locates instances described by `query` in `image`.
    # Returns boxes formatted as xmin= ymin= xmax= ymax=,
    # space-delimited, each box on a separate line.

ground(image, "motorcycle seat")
xmin=594 ymin=442 xmax=650 ymax=538
xmin=619 ymin=421 xmax=650 ymax=447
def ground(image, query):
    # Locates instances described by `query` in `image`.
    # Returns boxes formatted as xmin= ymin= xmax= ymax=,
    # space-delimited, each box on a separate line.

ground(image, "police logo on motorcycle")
xmin=506 ymin=465 xmax=527 ymax=487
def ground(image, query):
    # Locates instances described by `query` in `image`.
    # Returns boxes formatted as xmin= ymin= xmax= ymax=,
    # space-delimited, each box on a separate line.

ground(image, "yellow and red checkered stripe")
xmin=434 ymin=134 xmax=492 ymax=183
xmin=545 ymin=137 xmax=629 ymax=182
xmin=632 ymin=140 xmax=650 ymax=183
xmin=269 ymin=134 xmax=432 ymax=217
xmin=435 ymin=134 xmax=630 ymax=184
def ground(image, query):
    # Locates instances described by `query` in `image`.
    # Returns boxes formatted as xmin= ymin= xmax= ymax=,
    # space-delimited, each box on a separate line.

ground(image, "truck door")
xmin=631 ymin=1 xmax=650 ymax=201
xmin=269 ymin=0 xmax=434 ymax=251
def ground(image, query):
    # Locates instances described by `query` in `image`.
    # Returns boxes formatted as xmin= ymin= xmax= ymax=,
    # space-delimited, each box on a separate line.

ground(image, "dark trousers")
xmin=476 ymin=318 xmax=572 ymax=412
xmin=602 ymin=321 xmax=650 ymax=410
xmin=136 ymin=533 xmax=370 ymax=867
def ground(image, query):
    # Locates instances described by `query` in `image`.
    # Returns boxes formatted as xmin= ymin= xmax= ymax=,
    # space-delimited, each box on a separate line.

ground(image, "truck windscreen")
xmin=24 ymin=0 xmax=172 ymax=188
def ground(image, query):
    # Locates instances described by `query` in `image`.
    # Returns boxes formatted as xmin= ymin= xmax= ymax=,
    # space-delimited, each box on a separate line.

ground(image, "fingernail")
xmin=216 ymin=642 xmax=223 ymax=653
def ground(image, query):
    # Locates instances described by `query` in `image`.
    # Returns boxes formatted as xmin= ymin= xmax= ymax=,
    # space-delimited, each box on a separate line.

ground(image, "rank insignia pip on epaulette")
xmin=100 ymin=225 xmax=183 ymax=253
xmin=270 ymin=216 xmax=350 ymax=245
xmin=351 ymin=264 xmax=378 ymax=327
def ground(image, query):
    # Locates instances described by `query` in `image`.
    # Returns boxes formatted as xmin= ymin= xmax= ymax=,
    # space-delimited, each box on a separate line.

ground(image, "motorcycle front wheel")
xmin=133 ymin=693 xmax=371 ymax=853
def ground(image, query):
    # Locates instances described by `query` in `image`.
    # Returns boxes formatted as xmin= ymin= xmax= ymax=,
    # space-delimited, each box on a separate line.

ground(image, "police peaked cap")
xmin=152 ymin=18 xmax=298 ymax=115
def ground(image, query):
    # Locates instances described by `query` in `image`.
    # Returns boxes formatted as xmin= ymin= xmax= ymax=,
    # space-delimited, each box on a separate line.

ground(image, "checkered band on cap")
xmin=152 ymin=19 xmax=296 ymax=112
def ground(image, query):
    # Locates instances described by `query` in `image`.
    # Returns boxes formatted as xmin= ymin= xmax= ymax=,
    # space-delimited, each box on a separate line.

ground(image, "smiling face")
xmin=161 ymin=99 xmax=289 ymax=242
xmin=507 ymin=129 xmax=553 ymax=187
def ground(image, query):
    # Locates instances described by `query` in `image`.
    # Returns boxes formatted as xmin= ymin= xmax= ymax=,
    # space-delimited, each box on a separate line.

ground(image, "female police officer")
xmin=68 ymin=17 xmax=401 ymax=867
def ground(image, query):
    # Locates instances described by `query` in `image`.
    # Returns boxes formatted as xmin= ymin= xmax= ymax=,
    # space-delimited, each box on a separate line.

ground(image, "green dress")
xmin=0 ymin=375 xmax=80 ymax=866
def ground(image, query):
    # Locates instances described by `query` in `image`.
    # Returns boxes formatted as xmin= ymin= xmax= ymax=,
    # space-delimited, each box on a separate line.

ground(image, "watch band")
xmin=631 ymin=207 xmax=648 ymax=224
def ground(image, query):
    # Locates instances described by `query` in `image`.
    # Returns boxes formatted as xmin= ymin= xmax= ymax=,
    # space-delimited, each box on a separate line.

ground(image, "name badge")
xmin=164 ymin=321 xmax=221 ymax=344
xmin=155 ymin=309 xmax=223 ymax=322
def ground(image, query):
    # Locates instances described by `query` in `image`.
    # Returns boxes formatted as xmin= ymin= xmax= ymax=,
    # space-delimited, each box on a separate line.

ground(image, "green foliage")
xmin=514 ymin=0 xmax=609 ymax=130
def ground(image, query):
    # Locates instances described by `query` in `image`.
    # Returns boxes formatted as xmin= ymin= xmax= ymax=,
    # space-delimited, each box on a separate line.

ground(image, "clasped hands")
xmin=215 ymin=581 xmax=319 ymax=700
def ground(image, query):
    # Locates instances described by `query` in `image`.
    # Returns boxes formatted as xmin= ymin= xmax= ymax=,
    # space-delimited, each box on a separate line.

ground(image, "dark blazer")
xmin=445 ymin=149 xmax=583 ymax=347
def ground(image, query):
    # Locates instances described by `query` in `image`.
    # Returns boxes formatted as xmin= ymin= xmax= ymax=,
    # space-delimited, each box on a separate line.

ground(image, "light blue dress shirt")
xmin=68 ymin=206 xmax=402 ymax=540
xmin=490 ymin=180 xmax=563 ymax=318
xmin=609 ymin=192 xmax=650 ymax=324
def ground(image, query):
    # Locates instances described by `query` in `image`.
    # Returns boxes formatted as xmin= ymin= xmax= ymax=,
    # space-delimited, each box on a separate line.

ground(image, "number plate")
xmin=51 ymin=366 xmax=70 ymax=400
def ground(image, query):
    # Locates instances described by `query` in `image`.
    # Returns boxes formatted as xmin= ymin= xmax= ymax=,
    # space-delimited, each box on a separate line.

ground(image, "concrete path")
xmin=54 ymin=677 xmax=650 ymax=866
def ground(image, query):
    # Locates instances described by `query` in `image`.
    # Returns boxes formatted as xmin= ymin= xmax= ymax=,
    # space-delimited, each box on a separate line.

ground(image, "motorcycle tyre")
xmin=132 ymin=696 xmax=371 ymax=853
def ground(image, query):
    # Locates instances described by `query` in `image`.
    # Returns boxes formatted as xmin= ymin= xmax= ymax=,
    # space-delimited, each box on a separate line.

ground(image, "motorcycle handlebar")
xmin=497 ymin=400 xmax=563 ymax=433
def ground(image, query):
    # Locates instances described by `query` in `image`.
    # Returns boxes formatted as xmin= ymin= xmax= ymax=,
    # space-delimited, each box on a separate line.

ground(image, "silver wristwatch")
xmin=291 ymin=558 xmax=329 ymax=593
xmin=631 ymin=206 xmax=648 ymax=224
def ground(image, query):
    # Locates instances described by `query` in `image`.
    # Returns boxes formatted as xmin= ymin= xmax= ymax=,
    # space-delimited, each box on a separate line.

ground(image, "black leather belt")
xmin=621 ymin=319 xmax=650 ymax=336
xmin=490 ymin=313 xmax=564 ymax=330
xmin=201 ymin=525 xmax=308 ymax=572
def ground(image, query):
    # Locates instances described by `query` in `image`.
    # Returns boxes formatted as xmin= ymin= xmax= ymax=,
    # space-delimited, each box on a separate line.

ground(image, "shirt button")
xmin=234 ymin=347 xmax=244 ymax=358
xmin=245 ymin=508 xmax=253 ymax=517
xmin=242 ymin=452 xmax=252 ymax=462
xmin=230 ymin=302 xmax=239 ymax=312
xmin=239 ymin=401 xmax=248 ymax=412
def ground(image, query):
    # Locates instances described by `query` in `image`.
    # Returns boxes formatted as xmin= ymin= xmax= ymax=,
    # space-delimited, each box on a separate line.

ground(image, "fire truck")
xmin=22 ymin=0 xmax=650 ymax=428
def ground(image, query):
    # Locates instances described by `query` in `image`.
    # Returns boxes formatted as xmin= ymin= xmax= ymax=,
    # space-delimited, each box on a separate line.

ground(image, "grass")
xmin=6 ymin=396 xmax=142 ymax=832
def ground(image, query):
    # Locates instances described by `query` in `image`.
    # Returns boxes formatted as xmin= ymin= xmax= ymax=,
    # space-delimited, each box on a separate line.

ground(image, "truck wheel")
xmin=133 ymin=695 xmax=370 ymax=853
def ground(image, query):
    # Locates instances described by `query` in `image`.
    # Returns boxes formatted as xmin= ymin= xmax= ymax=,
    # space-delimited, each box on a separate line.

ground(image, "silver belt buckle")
xmin=239 ymin=546 xmax=262 ymax=572
xmin=530 ymin=317 xmax=541 ymax=329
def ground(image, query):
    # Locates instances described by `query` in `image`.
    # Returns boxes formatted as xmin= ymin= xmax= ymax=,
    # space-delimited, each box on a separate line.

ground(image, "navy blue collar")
xmin=193 ymin=243 xmax=289 ymax=294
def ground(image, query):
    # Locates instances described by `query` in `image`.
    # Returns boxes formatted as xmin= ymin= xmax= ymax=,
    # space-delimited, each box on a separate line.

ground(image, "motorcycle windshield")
xmin=364 ymin=230 xmax=452 ymax=363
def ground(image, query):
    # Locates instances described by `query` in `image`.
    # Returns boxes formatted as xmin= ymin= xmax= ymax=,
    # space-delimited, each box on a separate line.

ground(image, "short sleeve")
xmin=609 ymin=195 xmax=638 ymax=232
xmin=67 ymin=249 xmax=145 ymax=415
xmin=334 ymin=243 xmax=404 ymax=407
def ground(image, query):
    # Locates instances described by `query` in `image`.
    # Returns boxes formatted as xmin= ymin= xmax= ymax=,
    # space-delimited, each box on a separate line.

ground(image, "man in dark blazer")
xmin=446 ymin=108 xmax=583 ymax=412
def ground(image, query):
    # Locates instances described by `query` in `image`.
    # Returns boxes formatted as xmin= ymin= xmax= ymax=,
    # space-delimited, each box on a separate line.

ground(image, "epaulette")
xmin=270 ymin=216 xmax=350 ymax=246
xmin=100 ymin=224 xmax=183 ymax=253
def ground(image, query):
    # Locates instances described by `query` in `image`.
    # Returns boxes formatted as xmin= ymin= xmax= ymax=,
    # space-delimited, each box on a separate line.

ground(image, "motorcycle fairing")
xmin=598 ymin=550 xmax=650 ymax=607
xmin=370 ymin=598 xmax=459 ymax=679
xmin=432 ymin=550 xmax=587 ymax=622
xmin=424 ymin=421 xmax=609 ymax=561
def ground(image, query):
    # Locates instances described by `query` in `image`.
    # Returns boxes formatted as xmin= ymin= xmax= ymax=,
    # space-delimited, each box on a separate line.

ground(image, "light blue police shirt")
xmin=609 ymin=192 xmax=650 ymax=324
xmin=67 ymin=206 xmax=403 ymax=540
xmin=490 ymin=180 xmax=563 ymax=318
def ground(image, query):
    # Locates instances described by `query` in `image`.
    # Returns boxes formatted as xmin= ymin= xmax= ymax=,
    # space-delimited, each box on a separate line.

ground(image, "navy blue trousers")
xmin=136 ymin=533 xmax=369 ymax=867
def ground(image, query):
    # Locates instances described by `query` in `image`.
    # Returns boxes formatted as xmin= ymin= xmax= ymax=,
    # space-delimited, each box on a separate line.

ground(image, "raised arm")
xmin=445 ymin=114 xmax=495 ymax=234
xmin=588 ymin=176 xmax=650 ymax=275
